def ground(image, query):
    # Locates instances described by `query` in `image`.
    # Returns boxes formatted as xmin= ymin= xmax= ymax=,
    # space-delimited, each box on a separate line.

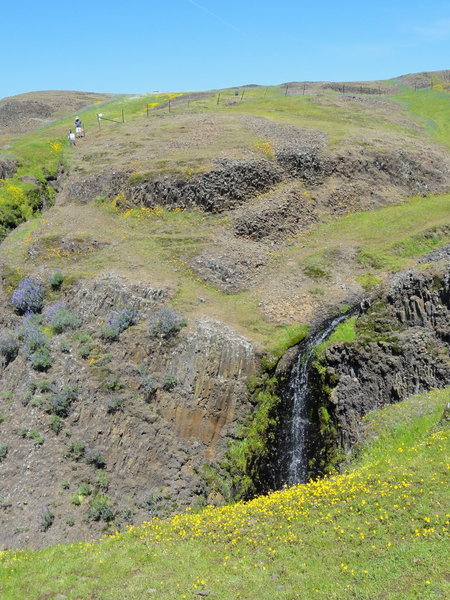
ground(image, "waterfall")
xmin=285 ymin=313 xmax=350 ymax=486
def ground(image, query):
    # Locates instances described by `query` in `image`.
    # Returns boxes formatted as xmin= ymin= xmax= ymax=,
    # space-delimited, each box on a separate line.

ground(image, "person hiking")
xmin=68 ymin=129 xmax=76 ymax=146
xmin=75 ymin=117 xmax=84 ymax=138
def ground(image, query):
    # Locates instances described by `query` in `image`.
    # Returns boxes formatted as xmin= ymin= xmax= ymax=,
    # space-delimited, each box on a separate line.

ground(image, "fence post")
xmin=122 ymin=109 xmax=124 ymax=123
xmin=285 ymin=84 xmax=289 ymax=96
xmin=217 ymin=93 xmax=221 ymax=105
xmin=264 ymin=87 xmax=268 ymax=98
xmin=241 ymin=89 xmax=245 ymax=102
xmin=146 ymin=103 xmax=149 ymax=117
xmin=302 ymin=84 xmax=306 ymax=95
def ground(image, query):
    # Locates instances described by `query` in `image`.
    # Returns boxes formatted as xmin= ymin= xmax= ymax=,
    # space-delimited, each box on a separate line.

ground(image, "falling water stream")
xmin=285 ymin=313 xmax=349 ymax=485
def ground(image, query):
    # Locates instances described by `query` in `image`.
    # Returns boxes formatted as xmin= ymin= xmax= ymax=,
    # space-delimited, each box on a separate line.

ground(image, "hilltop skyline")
xmin=2 ymin=0 xmax=450 ymax=98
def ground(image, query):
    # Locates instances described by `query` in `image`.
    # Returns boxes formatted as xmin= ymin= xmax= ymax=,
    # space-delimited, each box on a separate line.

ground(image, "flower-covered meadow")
xmin=1 ymin=388 xmax=448 ymax=600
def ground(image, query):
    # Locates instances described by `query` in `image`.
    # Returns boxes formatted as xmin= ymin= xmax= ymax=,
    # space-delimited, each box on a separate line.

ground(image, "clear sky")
xmin=2 ymin=0 xmax=449 ymax=98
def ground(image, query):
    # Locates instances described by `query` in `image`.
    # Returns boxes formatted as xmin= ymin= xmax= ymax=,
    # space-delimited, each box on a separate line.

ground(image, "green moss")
xmin=221 ymin=373 xmax=281 ymax=500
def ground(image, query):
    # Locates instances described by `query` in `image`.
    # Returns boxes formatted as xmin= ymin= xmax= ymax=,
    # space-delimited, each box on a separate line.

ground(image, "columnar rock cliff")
xmin=0 ymin=274 xmax=256 ymax=549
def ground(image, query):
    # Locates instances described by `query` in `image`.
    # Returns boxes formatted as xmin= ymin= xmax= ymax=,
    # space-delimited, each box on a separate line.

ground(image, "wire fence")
xmin=67 ymin=75 xmax=450 ymax=141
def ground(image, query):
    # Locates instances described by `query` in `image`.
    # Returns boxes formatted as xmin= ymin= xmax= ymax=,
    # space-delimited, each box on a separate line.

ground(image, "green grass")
xmin=0 ymin=92 xmax=180 ymax=237
xmin=315 ymin=316 xmax=357 ymax=359
xmin=394 ymin=87 xmax=450 ymax=149
xmin=1 ymin=387 xmax=448 ymax=600
xmin=282 ymin=193 xmax=450 ymax=279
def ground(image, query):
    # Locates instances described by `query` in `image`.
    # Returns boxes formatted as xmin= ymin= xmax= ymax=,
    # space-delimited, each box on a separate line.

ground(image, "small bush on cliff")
xmin=85 ymin=448 xmax=106 ymax=469
xmin=0 ymin=444 xmax=8 ymax=460
xmin=148 ymin=306 xmax=186 ymax=338
xmin=20 ymin=314 xmax=52 ymax=371
xmin=46 ymin=386 xmax=77 ymax=418
xmin=0 ymin=329 xmax=19 ymax=366
xmin=162 ymin=375 xmax=177 ymax=391
xmin=39 ymin=506 xmax=55 ymax=531
xmin=48 ymin=271 xmax=64 ymax=290
xmin=48 ymin=415 xmax=63 ymax=434
xmin=43 ymin=302 xmax=79 ymax=334
xmin=65 ymin=440 xmax=86 ymax=461
xmin=107 ymin=397 xmax=124 ymax=413
xmin=87 ymin=494 xmax=115 ymax=522
xmin=11 ymin=277 xmax=45 ymax=314
xmin=141 ymin=375 xmax=158 ymax=401
xmin=101 ymin=307 xmax=139 ymax=341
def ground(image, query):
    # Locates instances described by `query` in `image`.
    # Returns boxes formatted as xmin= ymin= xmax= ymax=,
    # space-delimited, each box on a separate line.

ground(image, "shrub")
xmin=28 ymin=430 xmax=45 ymax=445
xmin=46 ymin=386 xmax=77 ymax=418
xmin=40 ymin=506 xmax=55 ymax=531
xmin=141 ymin=375 xmax=157 ymax=402
xmin=107 ymin=397 xmax=124 ymax=413
xmin=44 ymin=302 xmax=79 ymax=333
xmin=29 ymin=348 xmax=52 ymax=370
xmin=163 ymin=375 xmax=177 ymax=391
xmin=101 ymin=306 xmax=139 ymax=341
xmin=19 ymin=428 xmax=45 ymax=445
xmin=0 ymin=330 xmax=19 ymax=366
xmin=96 ymin=472 xmax=109 ymax=491
xmin=65 ymin=440 xmax=86 ymax=461
xmin=20 ymin=314 xmax=51 ymax=371
xmin=85 ymin=448 xmax=106 ymax=469
xmin=0 ymin=444 xmax=8 ymax=460
xmin=11 ymin=277 xmax=45 ymax=314
xmin=48 ymin=271 xmax=64 ymax=290
xmin=49 ymin=415 xmax=63 ymax=434
xmin=59 ymin=338 xmax=71 ymax=353
xmin=76 ymin=332 xmax=94 ymax=359
xmin=102 ymin=374 xmax=123 ymax=392
xmin=148 ymin=306 xmax=186 ymax=338
xmin=140 ymin=491 xmax=162 ymax=516
xmin=87 ymin=494 xmax=115 ymax=522
xmin=37 ymin=379 xmax=53 ymax=392
xmin=77 ymin=482 xmax=92 ymax=497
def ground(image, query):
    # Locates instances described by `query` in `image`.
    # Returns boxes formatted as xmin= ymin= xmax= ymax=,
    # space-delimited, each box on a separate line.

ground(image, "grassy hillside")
xmin=1 ymin=387 xmax=448 ymax=599
xmin=1 ymin=73 xmax=449 ymax=350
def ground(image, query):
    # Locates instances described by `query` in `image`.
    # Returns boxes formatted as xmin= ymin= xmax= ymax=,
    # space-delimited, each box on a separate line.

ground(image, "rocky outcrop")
xmin=62 ymin=144 xmax=450 ymax=214
xmin=318 ymin=257 xmax=450 ymax=451
xmin=121 ymin=160 xmax=283 ymax=213
xmin=0 ymin=276 xmax=257 ymax=549
xmin=266 ymin=253 xmax=450 ymax=488
xmin=0 ymin=158 xmax=18 ymax=180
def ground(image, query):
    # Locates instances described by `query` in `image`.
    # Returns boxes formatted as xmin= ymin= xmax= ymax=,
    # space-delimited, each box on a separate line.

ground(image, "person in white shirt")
xmin=68 ymin=130 xmax=76 ymax=146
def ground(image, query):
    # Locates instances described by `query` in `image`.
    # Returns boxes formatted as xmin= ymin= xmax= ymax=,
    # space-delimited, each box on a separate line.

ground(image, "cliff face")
xmin=0 ymin=274 xmax=256 ymax=549
xmin=317 ymin=253 xmax=450 ymax=452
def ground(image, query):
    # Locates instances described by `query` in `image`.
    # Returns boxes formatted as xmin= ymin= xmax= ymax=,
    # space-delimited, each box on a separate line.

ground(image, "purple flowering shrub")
xmin=0 ymin=329 xmax=19 ymax=366
xmin=20 ymin=314 xmax=51 ymax=370
xmin=11 ymin=278 xmax=45 ymax=314
xmin=101 ymin=306 xmax=139 ymax=341
xmin=44 ymin=302 xmax=79 ymax=333
xmin=148 ymin=306 xmax=186 ymax=338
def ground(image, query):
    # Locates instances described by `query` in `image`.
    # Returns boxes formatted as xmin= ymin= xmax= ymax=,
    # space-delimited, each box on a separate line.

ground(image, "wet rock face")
xmin=0 ymin=276 xmax=257 ymax=549
xmin=322 ymin=259 xmax=450 ymax=450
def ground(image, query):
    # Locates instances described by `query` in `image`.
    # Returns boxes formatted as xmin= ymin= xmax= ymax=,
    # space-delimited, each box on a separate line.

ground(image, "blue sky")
xmin=2 ymin=0 xmax=449 ymax=98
